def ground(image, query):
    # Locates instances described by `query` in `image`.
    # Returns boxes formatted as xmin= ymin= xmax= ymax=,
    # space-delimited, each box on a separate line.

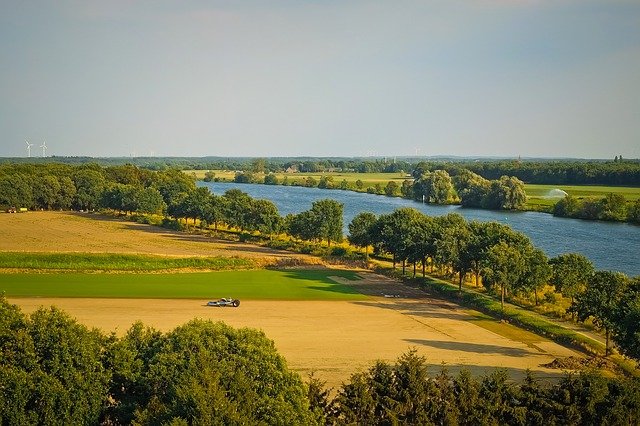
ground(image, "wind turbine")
xmin=25 ymin=140 xmax=34 ymax=157
xmin=40 ymin=141 xmax=47 ymax=157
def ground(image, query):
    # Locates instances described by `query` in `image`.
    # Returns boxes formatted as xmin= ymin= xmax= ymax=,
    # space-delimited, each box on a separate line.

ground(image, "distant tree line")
xmin=4 ymin=156 xmax=640 ymax=185
xmin=2 ymin=298 xmax=640 ymax=425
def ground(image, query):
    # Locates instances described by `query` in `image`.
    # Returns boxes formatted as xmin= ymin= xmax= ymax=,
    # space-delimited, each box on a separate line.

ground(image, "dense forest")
xmin=1 ymin=298 xmax=640 ymax=425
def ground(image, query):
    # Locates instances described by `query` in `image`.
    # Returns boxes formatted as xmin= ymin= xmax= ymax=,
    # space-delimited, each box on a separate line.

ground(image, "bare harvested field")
xmin=4 ymin=211 xmax=581 ymax=389
xmin=11 ymin=296 xmax=578 ymax=389
xmin=0 ymin=211 xmax=318 ymax=264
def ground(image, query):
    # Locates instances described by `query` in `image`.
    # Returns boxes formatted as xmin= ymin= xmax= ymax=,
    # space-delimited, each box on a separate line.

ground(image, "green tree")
xmin=56 ymin=176 xmax=77 ymax=210
xmin=553 ymin=194 xmax=580 ymax=217
xmin=627 ymin=199 xmax=640 ymax=224
xmin=264 ymin=173 xmax=279 ymax=185
xmin=73 ymin=168 xmax=106 ymax=210
xmin=517 ymin=248 xmax=552 ymax=306
xmin=135 ymin=187 xmax=166 ymax=215
xmin=599 ymin=193 xmax=627 ymax=221
xmin=153 ymin=169 xmax=196 ymax=206
xmin=0 ymin=173 xmax=34 ymax=208
xmin=202 ymin=194 xmax=227 ymax=230
xmin=549 ymin=253 xmax=594 ymax=308
xmin=222 ymin=189 xmax=253 ymax=230
xmin=413 ymin=170 xmax=456 ymax=204
xmin=0 ymin=298 xmax=110 ymax=425
xmin=310 ymin=199 xmax=343 ymax=246
xmin=435 ymin=216 xmax=472 ymax=291
xmin=245 ymin=199 xmax=283 ymax=236
xmin=454 ymin=170 xmax=491 ymax=208
xmin=250 ymin=157 xmax=267 ymax=173
xmin=482 ymin=241 xmax=527 ymax=309
xmin=348 ymin=212 xmax=377 ymax=262
xmin=371 ymin=208 xmax=423 ymax=274
xmin=400 ymin=179 xmax=413 ymax=199
xmin=303 ymin=176 xmax=317 ymax=187
xmin=234 ymin=171 xmax=255 ymax=183
xmin=286 ymin=211 xmax=317 ymax=242
xmin=484 ymin=176 xmax=527 ymax=210
xmin=384 ymin=181 xmax=400 ymax=197
xmin=569 ymin=271 xmax=629 ymax=355
xmin=33 ymin=175 xmax=61 ymax=209
xmin=611 ymin=277 xmax=640 ymax=361
xmin=318 ymin=175 xmax=334 ymax=189
xmin=118 ymin=319 xmax=317 ymax=425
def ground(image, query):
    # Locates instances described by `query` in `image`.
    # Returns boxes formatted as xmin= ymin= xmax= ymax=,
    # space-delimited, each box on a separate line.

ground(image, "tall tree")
xmin=310 ymin=199 xmax=343 ymax=246
xmin=517 ymin=248 xmax=552 ymax=306
xmin=348 ymin=212 xmax=378 ymax=262
xmin=570 ymin=271 xmax=629 ymax=356
xmin=549 ymin=253 xmax=594 ymax=310
xmin=611 ymin=277 xmax=640 ymax=361
xmin=73 ymin=169 xmax=106 ymax=211
xmin=482 ymin=241 xmax=527 ymax=309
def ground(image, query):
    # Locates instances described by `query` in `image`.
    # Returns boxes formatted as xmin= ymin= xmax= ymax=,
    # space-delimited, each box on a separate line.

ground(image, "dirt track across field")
xmin=4 ymin=211 xmax=581 ymax=389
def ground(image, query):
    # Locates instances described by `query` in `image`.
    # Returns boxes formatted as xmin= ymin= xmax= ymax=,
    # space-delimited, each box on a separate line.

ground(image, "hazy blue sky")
xmin=1 ymin=1 xmax=639 ymax=158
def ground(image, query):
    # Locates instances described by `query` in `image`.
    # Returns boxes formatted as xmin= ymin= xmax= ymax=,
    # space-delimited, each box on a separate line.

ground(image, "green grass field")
xmin=0 ymin=269 xmax=366 ymax=300
xmin=524 ymin=184 xmax=640 ymax=211
xmin=0 ymin=252 xmax=255 ymax=272
xmin=524 ymin=184 xmax=640 ymax=200
xmin=187 ymin=169 xmax=411 ymax=185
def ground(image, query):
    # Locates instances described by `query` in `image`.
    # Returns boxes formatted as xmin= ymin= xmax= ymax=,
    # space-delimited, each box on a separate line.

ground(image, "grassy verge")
xmin=0 ymin=252 xmax=255 ymax=272
xmin=0 ymin=269 xmax=365 ymax=300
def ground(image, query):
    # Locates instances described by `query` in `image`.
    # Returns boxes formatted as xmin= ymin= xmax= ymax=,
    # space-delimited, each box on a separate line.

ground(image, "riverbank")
xmin=187 ymin=169 xmax=640 ymax=222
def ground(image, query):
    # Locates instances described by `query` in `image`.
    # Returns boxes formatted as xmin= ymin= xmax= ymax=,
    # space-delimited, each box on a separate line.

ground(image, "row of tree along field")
xmin=346 ymin=208 xmax=640 ymax=359
xmin=2 ymin=298 xmax=640 ymax=425
xmin=1 ymin=163 xmax=638 ymax=359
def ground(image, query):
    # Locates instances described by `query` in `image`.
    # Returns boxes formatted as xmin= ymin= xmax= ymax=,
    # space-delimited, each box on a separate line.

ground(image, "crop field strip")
xmin=0 ymin=252 xmax=255 ymax=272
xmin=0 ymin=269 xmax=367 ymax=300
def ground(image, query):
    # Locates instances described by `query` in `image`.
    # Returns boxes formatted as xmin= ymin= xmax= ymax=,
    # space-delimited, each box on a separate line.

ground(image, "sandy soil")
xmin=0 ymin=211 xmax=319 ymax=264
xmin=11 ymin=295 xmax=578 ymax=390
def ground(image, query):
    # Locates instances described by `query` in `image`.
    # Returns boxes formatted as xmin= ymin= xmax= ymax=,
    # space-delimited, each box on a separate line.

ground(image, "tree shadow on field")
xmin=404 ymin=339 xmax=531 ymax=357
xmin=279 ymin=270 xmax=363 ymax=296
xmin=352 ymin=300 xmax=471 ymax=321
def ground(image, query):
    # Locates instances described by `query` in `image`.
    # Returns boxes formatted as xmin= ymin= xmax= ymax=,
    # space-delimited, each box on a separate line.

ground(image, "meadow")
xmin=0 ymin=269 xmax=365 ymax=300
xmin=0 ymin=252 xmax=254 ymax=272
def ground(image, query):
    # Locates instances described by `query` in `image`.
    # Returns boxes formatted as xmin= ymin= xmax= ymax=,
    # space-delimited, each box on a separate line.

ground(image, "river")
xmin=199 ymin=182 xmax=640 ymax=277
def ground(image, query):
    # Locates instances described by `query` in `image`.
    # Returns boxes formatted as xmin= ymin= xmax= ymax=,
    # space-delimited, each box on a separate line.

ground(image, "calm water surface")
xmin=200 ymin=182 xmax=640 ymax=277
